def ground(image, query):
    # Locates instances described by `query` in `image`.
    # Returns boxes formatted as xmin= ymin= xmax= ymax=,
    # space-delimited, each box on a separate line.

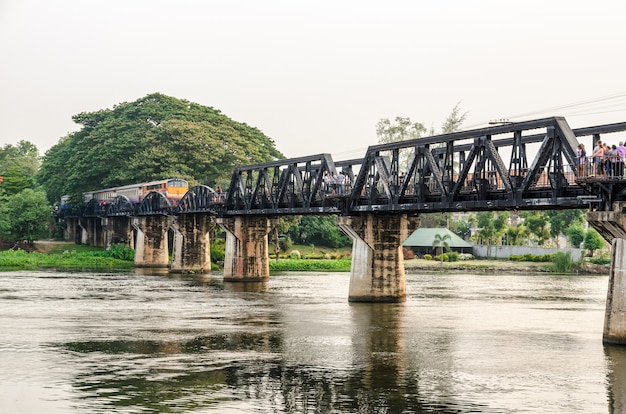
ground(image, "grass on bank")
xmin=0 ymin=243 xmax=134 ymax=270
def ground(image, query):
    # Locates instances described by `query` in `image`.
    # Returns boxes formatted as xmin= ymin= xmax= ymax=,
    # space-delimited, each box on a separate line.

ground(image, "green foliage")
xmin=0 ymin=141 xmax=41 ymax=197
xmin=546 ymin=209 xmax=585 ymax=240
xmin=550 ymin=251 xmax=578 ymax=273
xmin=518 ymin=211 xmax=550 ymax=246
xmin=287 ymin=216 xmax=351 ymax=248
xmin=447 ymin=251 xmax=460 ymax=262
xmin=449 ymin=219 xmax=470 ymax=239
xmin=0 ymin=189 xmax=51 ymax=242
xmin=37 ymin=93 xmax=284 ymax=204
xmin=423 ymin=254 xmax=433 ymax=260
xmin=589 ymin=257 xmax=611 ymax=265
xmin=0 ymin=249 xmax=133 ymax=270
xmin=102 ymin=244 xmax=135 ymax=261
xmin=566 ymin=224 xmax=585 ymax=248
xmin=434 ymin=253 xmax=449 ymax=262
xmin=210 ymin=238 xmax=225 ymax=263
xmin=583 ymin=228 xmax=605 ymax=256
xmin=269 ymin=259 xmax=351 ymax=272
xmin=432 ymin=232 xmax=451 ymax=261
xmin=509 ymin=253 xmax=554 ymax=262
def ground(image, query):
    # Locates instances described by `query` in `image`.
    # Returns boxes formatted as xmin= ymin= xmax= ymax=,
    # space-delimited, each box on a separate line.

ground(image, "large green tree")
xmin=37 ymin=93 xmax=284 ymax=204
xmin=0 ymin=188 xmax=51 ymax=243
xmin=0 ymin=141 xmax=41 ymax=197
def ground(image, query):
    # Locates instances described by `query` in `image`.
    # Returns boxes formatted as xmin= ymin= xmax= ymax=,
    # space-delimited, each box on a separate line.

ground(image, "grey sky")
xmin=1 ymin=0 xmax=626 ymax=160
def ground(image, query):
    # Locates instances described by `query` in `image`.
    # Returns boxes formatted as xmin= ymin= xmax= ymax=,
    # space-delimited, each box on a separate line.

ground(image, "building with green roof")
xmin=403 ymin=228 xmax=473 ymax=255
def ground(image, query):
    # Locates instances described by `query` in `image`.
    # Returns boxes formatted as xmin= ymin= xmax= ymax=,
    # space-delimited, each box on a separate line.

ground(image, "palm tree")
xmin=432 ymin=232 xmax=451 ymax=263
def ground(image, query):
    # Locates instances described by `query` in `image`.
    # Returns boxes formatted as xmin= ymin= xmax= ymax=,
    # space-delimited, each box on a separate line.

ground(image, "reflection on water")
xmin=0 ymin=270 xmax=618 ymax=413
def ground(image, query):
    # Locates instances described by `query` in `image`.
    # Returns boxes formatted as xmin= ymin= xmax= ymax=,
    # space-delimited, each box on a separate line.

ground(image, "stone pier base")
xmin=217 ymin=216 xmax=277 ymax=282
xmin=102 ymin=216 xmax=133 ymax=249
xmin=132 ymin=216 xmax=170 ymax=268
xmin=170 ymin=214 xmax=215 ymax=274
xmin=587 ymin=202 xmax=626 ymax=345
xmin=337 ymin=214 xmax=419 ymax=302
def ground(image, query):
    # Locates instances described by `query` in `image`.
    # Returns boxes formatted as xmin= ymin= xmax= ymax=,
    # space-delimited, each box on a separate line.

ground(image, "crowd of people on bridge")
xmin=577 ymin=140 xmax=626 ymax=178
xmin=323 ymin=171 xmax=350 ymax=195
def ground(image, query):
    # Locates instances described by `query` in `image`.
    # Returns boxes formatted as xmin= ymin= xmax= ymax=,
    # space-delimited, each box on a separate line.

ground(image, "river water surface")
xmin=0 ymin=269 xmax=624 ymax=413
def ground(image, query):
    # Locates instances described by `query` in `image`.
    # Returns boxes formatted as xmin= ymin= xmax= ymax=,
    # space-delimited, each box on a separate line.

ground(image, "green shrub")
xmin=509 ymin=253 xmax=554 ymax=262
xmin=447 ymin=251 xmax=460 ymax=262
xmin=434 ymin=253 xmax=449 ymax=262
xmin=270 ymin=259 xmax=351 ymax=272
xmin=102 ymin=244 xmax=135 ymax=261
xmin=424 ymin=254 xmax=433 ymax=261
xmin=589 ymin=257 xmax=611 ymax=265
xmin=551 ymin=251 xmax=577 ymax=273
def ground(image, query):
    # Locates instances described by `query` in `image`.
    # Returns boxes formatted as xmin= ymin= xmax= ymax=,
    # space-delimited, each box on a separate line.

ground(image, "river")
xmin=0 ymin=269 xmax=623 ymax=413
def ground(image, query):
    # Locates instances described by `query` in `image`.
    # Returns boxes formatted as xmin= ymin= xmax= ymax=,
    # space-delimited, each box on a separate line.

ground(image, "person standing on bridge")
xmin=617 ymin=141 xmax=626 ymax=177
xmin=577 ymin=143 xmax=587 ymax=177
xmin=592 ymin=141 xmax=605 ymax=176
xmin=335 ymin=170 xmax=346 ymax=195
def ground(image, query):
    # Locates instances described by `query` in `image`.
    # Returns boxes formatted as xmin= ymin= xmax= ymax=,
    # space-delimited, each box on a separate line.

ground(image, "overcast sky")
xmin=2 ymin=0 xmax=626 ymax=160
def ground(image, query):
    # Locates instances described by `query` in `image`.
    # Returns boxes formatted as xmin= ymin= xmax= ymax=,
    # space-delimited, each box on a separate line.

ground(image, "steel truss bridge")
xmin=76 ymin=117 xmax=626 ymax=218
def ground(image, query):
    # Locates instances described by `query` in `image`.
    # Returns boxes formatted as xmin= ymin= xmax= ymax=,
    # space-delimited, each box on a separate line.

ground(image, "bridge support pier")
xmin=217 ymin=216 xmax=278 ymax=282
xmin=132 ymin=216 xmax=170 ymax=268
xmin=78 ymin=217 xmax=105 ymax=247
xmin=587 ymin=202 xmax=626 ymax=345
xmin=102 ymin=217 xmax=133 ymax=249
xmin=170 ymin=214 xmax=215 ymax=274
xmin=337 ymin=214 xmax=420 ymax=302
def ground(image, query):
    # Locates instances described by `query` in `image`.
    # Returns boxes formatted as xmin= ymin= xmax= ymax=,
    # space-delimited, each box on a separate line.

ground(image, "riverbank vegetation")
xmin=0 ymin=246 xmax=134 ymax=270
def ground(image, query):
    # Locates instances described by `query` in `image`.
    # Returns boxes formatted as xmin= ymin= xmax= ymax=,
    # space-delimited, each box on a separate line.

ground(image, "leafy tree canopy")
xmin=0 ymin=141 xmax=41 ymax=197
xmin=37 ymin=93 xmax=284 ymax=204
xmin=0 ymin=188 xmax=51 ymax=243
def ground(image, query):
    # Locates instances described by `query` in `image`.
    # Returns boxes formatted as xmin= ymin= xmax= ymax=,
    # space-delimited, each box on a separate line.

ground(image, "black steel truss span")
xmin=348 ymin=117 xmax=625 ymax=213
xmin=223 ymin=154 xmax=362 ymax=215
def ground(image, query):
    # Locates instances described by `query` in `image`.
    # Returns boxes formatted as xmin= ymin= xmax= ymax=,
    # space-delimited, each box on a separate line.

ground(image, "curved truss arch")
xmin=106 ymin=195 xmax=136 ymax=216
xmin=83 ymin=198 xmax=109 ymax=217
xmin=137 ymin=191 xmax=174 ymax=216
xmin=176 ymin=185 xmax=219 ymax=214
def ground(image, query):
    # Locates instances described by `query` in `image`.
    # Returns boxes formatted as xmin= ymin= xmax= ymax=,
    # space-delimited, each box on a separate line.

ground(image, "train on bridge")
xmin=60 ymin=178 xmax=190 ymax=215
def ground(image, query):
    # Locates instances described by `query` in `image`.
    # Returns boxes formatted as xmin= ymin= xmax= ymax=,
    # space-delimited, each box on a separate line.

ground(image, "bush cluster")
xmin=589 ymin=257 xmax=611 ymax=265
xmin=509 ymin=253 xmax=554 ymax=262
xmin=424 ymin=254 xmax=433 ymax=261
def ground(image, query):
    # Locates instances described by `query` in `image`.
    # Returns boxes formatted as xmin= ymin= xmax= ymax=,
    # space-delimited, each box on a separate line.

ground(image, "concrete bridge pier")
xmin=64 ymin=217 xmax=80 ymax=243
xmin=217 ymin=216 xmax=278 ymax=282
xmin=78 ymin=217 xmax=105 ymax=247
xmin=102 ymin=217 xmax=133 ymax=249
xmin=337 ymin=214 xmax=420 ymax=302
xmin=587 ymin=202 xmax=626 ymax=345
xmin=170 ymin=214 xmax=215 ymax=274
xmin=132 ymin=216 xmax=170 ymax=268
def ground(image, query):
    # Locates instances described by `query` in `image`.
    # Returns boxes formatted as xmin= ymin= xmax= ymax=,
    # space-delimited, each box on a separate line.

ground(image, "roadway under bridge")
xmin=61 ymin=116 xmax=626 ymax=344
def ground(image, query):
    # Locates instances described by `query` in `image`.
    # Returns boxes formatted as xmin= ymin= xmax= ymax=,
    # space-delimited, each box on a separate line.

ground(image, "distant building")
xmin=403 ymin=228 xmax=473 ymax=255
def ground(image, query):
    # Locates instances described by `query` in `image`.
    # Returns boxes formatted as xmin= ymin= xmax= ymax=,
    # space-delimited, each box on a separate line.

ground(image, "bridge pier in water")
xmin=587 ymin=202 xmax=626 ymax=345
xmin=337 ymin=214 xmax=420 ymax=303
xmin=217 ymin=216 xmax=278 ymax=282
xmin=170 ymin=214 xmax=215 ymax=274
xmin=132 ymin=216 xmax=170 ymax=268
